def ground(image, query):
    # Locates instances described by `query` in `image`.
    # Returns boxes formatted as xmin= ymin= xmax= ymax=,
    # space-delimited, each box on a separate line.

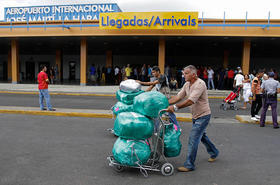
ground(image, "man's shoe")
xmin=255 ymin=115 xmax=260 ymax=119
xmin=260 ymin=125 xmax=265 ymax=127
xmin=48 ymin=108 xmax=56 ymax=111
xmin=251 ymin=117 xmax=259 ymax=121
xmin=177 ymin=167 xmax=192 ymax=172
xmin=273 ymin=126 xmax=279 ymax=129
xmin=41 ymin=108 xmax=47 ymax=111
xmin=208 ymin=157 xmax=217 ymax=162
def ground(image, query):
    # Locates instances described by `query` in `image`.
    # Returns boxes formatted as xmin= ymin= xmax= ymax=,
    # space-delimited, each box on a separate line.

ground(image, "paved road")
xmin=0 ymin=114 xmax=279 ymax=185
xmin=0 ymin=93 xmax=279 ymax=119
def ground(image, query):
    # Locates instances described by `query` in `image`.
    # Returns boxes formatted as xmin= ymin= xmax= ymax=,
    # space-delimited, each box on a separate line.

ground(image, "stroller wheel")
xmin=113 ymin=164 xmax=125 ymax=172
xmin=161 ymin=163 xmax=174 ymax=176
xmin=219 ymin=104 xmax=223 ymax=110
xmin=223 ymin=105 xmax=227 ymax=111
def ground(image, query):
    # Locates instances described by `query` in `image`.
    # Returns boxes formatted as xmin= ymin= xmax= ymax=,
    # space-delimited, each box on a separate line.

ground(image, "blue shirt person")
xmin=260 ymin=72 xmax=280 ymax=128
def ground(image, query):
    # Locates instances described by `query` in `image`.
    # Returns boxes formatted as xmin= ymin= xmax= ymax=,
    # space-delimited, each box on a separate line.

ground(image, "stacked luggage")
xmin=108 ymin=79 xmax=181 ymax=176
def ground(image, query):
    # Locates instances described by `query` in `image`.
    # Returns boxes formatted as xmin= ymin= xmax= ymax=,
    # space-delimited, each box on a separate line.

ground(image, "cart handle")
xmin=158 ymin=109 xmax=168 ymax=117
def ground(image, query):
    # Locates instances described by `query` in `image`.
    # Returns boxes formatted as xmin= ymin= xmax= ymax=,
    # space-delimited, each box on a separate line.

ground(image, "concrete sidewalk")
xmin=236 ymin=115 xmax=280 ymax=125
xmin=0 ymin=83 xmax=234 ymax=97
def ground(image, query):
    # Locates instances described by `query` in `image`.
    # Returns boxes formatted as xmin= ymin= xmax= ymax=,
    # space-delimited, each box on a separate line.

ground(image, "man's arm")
xmin=168 ymin=95 xmax=182 ymax=105
xmin=136 ymin=80 xmax=158 ymax=86
xmin=136 ymin=80 xmax=159 ymax=92
xmin=233 ymin=80 xmax=236 ymax=88
xmin=277 ymin=88 xmax=280 ymax=94
xmin=146 ymin=85 xmax=154 ymax=92
xmin=167 ymin=98 xmax=194 ymax=112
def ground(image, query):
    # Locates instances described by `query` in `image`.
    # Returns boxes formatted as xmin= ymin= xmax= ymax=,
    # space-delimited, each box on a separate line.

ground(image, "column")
xmin=80 ymin=38 xmax=87 ymax=86
xmin=106 ymin=50 xmax=112 ymax=68
xmin=242 ymin=39 xmax=251 ymax=75
xmin=223 ymin=50 xmax=229 ymax=69
xmin=56 ymin=49 xmax=62 ymax=81
xmin=158 ymin=38 xmax=165 ymax=74
xmin=11 ymin=39 xmax=19 ymax=84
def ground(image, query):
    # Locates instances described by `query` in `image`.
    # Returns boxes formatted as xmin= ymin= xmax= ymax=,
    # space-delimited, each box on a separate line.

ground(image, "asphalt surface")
xmin=0 ymin=114 xmax=280 ymax=185
xmin=0 ymin=93 xmax=279 ymax=119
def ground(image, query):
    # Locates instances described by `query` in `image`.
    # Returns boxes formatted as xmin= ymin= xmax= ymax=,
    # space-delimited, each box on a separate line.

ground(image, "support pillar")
xmin=106 ymin=50 xmax=112 ymax=68
xmin=8 ymin=50 xmax=12 ymax=81
xmin=242 ymin=39 xmax=251 ymax=75
xmin=223 ymin=50 xmax=229 ymax=69
xmin=11 ymin=39 xmax=19 ymax=84
xmin=158 ymin=38 xmax=165 ymax=74
xmin=80 ymin=38 xmax=87 ymax=86
xmin=56 ymin=49 xmax=62 ymax=81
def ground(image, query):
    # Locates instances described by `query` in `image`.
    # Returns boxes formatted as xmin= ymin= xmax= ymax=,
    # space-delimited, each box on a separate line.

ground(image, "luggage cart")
xmin=107 ymin=109 xmax=175 ymax=177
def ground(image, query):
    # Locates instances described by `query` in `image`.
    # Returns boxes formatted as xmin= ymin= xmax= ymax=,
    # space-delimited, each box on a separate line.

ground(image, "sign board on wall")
xmin=99 ymin=12 xmax=198 ymax=29
xmin=4 ymin=4 xmax=122 ymax=22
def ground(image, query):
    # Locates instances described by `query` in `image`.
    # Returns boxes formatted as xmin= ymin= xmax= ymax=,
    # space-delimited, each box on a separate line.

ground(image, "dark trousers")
xmin=251 ymin=94 xmax=262 ymax=117
xmin=260 ymin=98 xmax=278 ymax=127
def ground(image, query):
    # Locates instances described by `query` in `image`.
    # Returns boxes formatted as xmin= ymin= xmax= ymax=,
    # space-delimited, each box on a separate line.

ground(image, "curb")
xmin=235 ymin=115 xmax=279 ymax=125
xmin=0 ymin=109 xmax=192 ymax=122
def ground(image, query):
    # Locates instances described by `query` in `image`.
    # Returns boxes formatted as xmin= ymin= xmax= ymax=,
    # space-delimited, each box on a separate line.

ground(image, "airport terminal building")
xmin=0 ymin=3 xmax=280 ymax=85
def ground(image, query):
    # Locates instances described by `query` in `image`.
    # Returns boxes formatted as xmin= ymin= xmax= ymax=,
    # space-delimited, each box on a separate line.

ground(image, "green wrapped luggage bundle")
xmin=133 ymin=91 xmax=169 ymax=118
xmin=116 ymin=90 xmax=144 ymax=105
xmin=112 ymin=101 xmax=134 ymax=116
xmin=114 ymin=112 xmax=154 ymax=140
xmin=112 ymin=138 xmax=151 ymax=166
xmin=164 ymin=124 xmax=182 ymax=157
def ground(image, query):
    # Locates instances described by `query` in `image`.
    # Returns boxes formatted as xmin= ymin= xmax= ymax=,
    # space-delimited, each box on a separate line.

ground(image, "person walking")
xmin=233 ymin=70 xmax=244 ymax=101
xmin=251 ymin=71 xmax=264 ymax=121
xmin=37 ymin=65 xmax=55 ymax=111
xmin=241 ymin=74 xmax=252 ymax=109
xmin=167 ymin=65 xmax=219 ymax=172
xmin=259 ymin=72 xmax=280 ymax=128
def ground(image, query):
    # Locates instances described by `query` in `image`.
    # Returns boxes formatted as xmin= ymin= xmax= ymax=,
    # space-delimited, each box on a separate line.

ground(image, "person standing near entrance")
xmin=260 ymin=72 xmax=280 ymax=128
xmin=90 ymin=64 xmax=97 ymax=85
xmin=207 ymin=66 xmax=215 ymax=90
xmin=125 ymin=64 xmax=132 ymax=79
xmin=167 ymin=65 xmax=219 ymax=172
xmin=37 ymin=66 xmax=55 ymax=111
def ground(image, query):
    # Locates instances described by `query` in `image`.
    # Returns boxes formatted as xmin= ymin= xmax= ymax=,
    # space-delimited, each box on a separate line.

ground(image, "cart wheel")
xmin=113 ymin=164 xmax=125 ymax=173
xmin=234 ymin=105 xmax=238 ymax=110
xmin=161 ymin=163 xmax=174 ymax=176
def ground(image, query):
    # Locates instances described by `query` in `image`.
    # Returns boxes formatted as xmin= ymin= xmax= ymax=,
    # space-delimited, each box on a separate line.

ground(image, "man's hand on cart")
xmin=166 ymin=106 xmax=175 ymax=113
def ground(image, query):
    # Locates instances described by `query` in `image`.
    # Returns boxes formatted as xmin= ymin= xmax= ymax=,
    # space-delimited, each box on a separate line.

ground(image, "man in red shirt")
xmin=38 ymin=66 xmax=55 ymax=111
xmin=227 ymin=68 xmax=235 ymax=90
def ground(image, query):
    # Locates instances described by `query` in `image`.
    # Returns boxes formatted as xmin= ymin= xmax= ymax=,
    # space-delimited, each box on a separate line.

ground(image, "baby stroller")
xmin=220 ymin=86 xmax=241 ymax=111
xmin=107 ymin=109 xmax=175 ymax=177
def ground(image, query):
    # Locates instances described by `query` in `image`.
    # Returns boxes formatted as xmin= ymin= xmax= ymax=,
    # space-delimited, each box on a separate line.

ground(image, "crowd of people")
xmin=88 ymin=64 xmax=279 ymax=91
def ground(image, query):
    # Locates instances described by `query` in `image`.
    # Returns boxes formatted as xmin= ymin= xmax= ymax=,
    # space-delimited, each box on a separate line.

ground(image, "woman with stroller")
xmin=241 ymin=74 xmax=251 ymax=109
